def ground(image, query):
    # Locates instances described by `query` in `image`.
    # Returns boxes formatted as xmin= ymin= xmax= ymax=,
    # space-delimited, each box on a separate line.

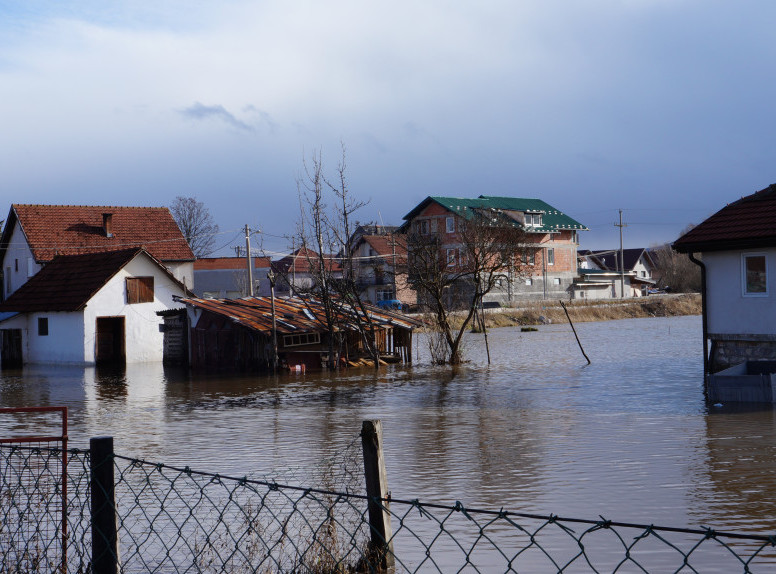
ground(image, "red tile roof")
xmin=359 ymin=235 xmax=408 ymax=265
xmin=2 ymin=204 xmax=195 ymax=263
xmin=272 ymin=247 xmax=342 ymax=274
xmin=195 ymin=257 xmax=271 ymax=270
xmin=673 ymin=184 xmax=776 ymax=252
xmin=0 ymin=248 xmax=149 ymax=312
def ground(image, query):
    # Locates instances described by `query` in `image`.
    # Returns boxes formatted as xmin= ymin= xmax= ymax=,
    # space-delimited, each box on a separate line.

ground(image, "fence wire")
xmin=2 ymin=443 xmax=776 ymax=573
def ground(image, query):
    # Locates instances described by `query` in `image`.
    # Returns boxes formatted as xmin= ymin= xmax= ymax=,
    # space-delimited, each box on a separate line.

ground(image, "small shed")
xmin=177 ymin=295 xmax=419 ymax=372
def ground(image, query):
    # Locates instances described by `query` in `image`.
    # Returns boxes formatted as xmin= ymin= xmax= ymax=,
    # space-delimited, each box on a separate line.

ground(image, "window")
xmin=525 ymin=278 xmax=533 ymax=286
xmin=525 ymin=213 xmax=542 ymax=227
xmin=529 ymin=251 xmax=535 ymax=265
xmin=446 ymin=217 xmax=455 ymax=233
xmin=743 ymin=254 xmax=768 ymax=296
xmin=14 ymin=259 xmax=18 ymax=272
xmin=283 ymin=332 xmax=321 ymax=347
xmin=430 ymin=218 xmax=438 ymax=233
xmin=547 ymin=248 xmax=555 ymax=266
xmin=553 ymin=278 xmax=561 ymax=285
xmin=38 ymin=317 xmax=48 ymax=336
xmin=376 ymin=288 xmax=395 ymax=301
xmin=126 ymin=277 xmax=154 ymax=304
xmin=447 ymin=249 xmax=457 ymax=267
xmin=419 ymin=220 xmax=429 ymax=235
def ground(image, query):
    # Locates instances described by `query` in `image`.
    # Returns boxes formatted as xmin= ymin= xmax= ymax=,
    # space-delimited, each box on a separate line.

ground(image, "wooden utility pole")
xmin=614 ymin=210 xmax=627 ymax=298
xmin=244 ymin=225 xmax=254 ymax=296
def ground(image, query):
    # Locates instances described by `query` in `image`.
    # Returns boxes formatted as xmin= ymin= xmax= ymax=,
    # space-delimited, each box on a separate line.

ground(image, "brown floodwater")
xmin=2 ymin=315 xmax=776 ymax=571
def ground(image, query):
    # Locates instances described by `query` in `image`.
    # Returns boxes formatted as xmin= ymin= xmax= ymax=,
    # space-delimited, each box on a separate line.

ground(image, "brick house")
xmin=350 ymin=233 xmax=416 ymax=307
xmin=402 ymin=195 xmax=587 ymax=304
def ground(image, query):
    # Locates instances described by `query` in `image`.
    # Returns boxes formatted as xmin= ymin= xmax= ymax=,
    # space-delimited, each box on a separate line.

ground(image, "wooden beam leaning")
xmin=361 ymin=420 xmax=395 ymax=571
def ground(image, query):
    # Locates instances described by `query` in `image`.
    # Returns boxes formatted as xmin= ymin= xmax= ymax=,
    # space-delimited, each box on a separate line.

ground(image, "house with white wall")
xmin=0 ymin=204 xmax=196 ymax=301
xmin=575 ymin=248 xmax=656 ymax=299
xmin=674 ymin=183 xmax=776 ymax=374
xmin=0 ymin=248 xmax=188 ymax=366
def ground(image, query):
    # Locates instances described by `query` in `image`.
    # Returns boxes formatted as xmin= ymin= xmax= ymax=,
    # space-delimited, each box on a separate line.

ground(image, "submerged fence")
xmin=1 ymin=422 xmax=776 ymax=573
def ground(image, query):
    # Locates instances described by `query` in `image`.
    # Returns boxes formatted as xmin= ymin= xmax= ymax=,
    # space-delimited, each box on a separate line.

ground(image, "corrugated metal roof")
xmin=178 ymin=295 xmax=420 ymax=335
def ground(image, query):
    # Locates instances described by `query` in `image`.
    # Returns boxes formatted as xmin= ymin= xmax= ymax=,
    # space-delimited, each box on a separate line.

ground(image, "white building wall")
xmin=83 ymin=254 xmax=187 ymax=363
xmin=2 ymin=222 xmax=41 ymax=299
xmin=705 ymin=249 xmax=776 ymax=336
xmin=0 ymin=312 xmax=85 ymax=364
xmin=165 ymin=261 xmax=195 ymax=291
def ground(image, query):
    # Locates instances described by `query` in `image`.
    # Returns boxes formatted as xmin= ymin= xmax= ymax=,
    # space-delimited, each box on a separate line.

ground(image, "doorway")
xmin=0 ymin=329 xmax=23 ymax=368
xmin=96 ymin=317 xmax=125 ymax=364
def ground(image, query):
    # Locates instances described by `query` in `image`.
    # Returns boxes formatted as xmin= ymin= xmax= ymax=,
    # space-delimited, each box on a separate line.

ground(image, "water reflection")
xmin=2 ymin=315 xmax=775 ymax=541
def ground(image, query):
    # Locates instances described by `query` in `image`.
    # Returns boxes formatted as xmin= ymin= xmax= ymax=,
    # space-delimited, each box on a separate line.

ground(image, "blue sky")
xmin=2 ymin=0 xmax=775 ymax=256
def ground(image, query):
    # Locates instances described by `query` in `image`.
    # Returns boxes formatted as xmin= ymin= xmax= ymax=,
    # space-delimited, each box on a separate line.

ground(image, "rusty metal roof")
xmin=177 ymin=295 xmax=420 ymax=335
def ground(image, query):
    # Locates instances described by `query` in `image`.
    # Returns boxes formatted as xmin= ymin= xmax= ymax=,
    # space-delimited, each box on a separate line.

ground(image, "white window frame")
xmin=430 ymin=218 xmax=438 ymax=233
xmin=742 ymin=253 xmax=769 ymax=297
xmin=447 ymin=249 xmax=457 ymax=267
xmin=446 ymin=217 xmax=455 ymax=233
xmin=547 ymin=248 xmax=555 ymax=266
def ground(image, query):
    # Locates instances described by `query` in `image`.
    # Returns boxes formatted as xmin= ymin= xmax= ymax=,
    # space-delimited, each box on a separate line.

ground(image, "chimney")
xmin=103 ymin=213 xmax=113 ymax=238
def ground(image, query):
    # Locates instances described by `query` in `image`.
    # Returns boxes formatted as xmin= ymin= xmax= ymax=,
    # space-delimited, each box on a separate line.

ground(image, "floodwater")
xmin=3 ymin=315 xmax=776 ymax=569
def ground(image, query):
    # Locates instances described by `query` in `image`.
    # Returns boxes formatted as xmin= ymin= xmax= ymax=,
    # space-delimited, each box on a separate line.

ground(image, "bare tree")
xmin=170 ymin=196 xmax=219 ymax=257
xmin=288 ymin=147 xmax=383 ymax=369
xmin=405 ymin=208 xmax=530 ymax=365
xmin=651 ymin=245 xmax=702 ymax=292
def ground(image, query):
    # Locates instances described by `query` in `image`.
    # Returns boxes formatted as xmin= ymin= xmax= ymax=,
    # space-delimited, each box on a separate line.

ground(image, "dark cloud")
xmin=180 ymin=102 xmax=254 ymax=132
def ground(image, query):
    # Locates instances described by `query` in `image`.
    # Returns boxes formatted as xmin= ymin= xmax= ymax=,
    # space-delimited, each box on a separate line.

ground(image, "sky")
xmin=2 ymin=0 xmax=776 ymax=256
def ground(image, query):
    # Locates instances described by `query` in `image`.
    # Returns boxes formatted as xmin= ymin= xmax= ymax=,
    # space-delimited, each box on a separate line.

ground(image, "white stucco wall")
xmin=165 ymin=261 xmax=195 ymax=291
xmin=83 ymin=254 xmax=187 ymax=363
xmin=1 ymin=222 xmax=41 ymax=299
xmin=705 ymin=249 xmax=776 ymax=336
xmin=0 ymin=312 xmax=85 ymax=364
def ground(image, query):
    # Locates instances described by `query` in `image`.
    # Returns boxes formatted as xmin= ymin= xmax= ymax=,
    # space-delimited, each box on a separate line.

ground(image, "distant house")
xmin=194 ymin=256 xmax=272 ymax=299
xmin=673 ymin=184 xmax=776 ymax=375
xmin=177 ymin=295 xmax=419 ymax=371
xmin=576 ymin=248 xmax=656 ymax=298
xmin=0 ymin=204 xmax=196 ymax=301
xmin=269 ymin=247 xmax=343 ymax=297
xmin=350 ymin=234 xmax=416 ymax=307
xmin=0 ymin=248 xmax=188 ymax=366
xmin=402 ymin=195 xmax=588 ymax=304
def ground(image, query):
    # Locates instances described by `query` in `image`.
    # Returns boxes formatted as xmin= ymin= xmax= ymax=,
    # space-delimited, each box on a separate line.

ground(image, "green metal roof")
xmin=402 ymin=195 xmax=588 ymax=232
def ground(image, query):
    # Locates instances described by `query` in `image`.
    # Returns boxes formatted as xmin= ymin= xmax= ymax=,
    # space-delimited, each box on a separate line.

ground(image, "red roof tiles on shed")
xmin=673 ymin=184 xmax=776 ymax=253
xmin=3 ymin=204 xmax=195 ymax=263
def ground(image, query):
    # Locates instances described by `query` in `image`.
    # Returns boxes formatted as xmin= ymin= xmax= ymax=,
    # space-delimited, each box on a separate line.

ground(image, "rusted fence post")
xmin=90 ymin=436 xmax=119 ymax=574
xmin=361 ymin=420 xmax=395 ymax=571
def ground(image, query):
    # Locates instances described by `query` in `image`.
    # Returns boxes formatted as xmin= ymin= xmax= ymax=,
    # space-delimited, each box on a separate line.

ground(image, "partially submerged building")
xmin=674 ymin=183 xmax=776 ymax=377
xmin=177 ymin=295 xmax=420 ymax=371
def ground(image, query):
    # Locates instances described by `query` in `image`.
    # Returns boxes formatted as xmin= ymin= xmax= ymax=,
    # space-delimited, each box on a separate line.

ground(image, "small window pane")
xmin=745 ymin=255 xmax=767 ymax=294
xmin=38 ymin=317 xmax=48 ymax=336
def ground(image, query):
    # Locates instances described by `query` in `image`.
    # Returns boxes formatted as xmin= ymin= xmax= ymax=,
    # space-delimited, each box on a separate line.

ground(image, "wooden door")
xmin=96 ymin=317 xmax=126 ymax=364
xmin=0 ymin=329 xmax=23 ymax=368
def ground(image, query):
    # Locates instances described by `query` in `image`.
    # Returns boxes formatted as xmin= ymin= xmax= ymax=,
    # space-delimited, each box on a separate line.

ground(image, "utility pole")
xmin=614 ymin=210 xmax=627 ymax=298
xmin=245 ymin=225 xmax=254 ymax=296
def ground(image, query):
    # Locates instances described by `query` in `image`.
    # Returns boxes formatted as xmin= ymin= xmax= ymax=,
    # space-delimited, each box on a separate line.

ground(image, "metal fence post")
xmin=90 ymin=436 xmax=118 ymax=574
xmin=361 ymin=420 xmax=395 ymax=570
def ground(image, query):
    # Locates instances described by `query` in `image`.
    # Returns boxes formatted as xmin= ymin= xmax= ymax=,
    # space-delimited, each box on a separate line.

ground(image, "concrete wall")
xmin=705 ymin=249 xmax=776 ymax=336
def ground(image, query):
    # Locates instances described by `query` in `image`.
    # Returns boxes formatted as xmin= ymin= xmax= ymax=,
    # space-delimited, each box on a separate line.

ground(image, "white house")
xmin=0 ymin=248 xmax=188 ymax=366
xmin=674 ymin=183 xmax=776 ymax=374
xmin=0 ymin=204 xmax=196 ymax=300
xmin=575 ymin=248 xmax=656 ymax=299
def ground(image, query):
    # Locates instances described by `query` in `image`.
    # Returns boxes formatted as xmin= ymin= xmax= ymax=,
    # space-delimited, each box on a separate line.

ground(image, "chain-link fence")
xmin=2 ymin=436 xmax=776 ymax=573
